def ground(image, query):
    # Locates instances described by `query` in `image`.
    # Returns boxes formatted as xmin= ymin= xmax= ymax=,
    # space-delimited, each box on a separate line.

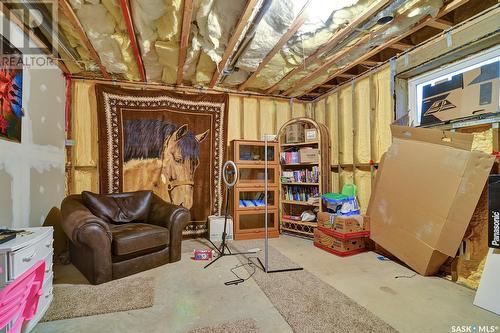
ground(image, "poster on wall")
xmin=420 ymin=61 xmax=499 ymax=126
xmin=95 ymin=85 xmax=228 ymax=237
xmin=0 ymin=35 xmax=23 ymax=142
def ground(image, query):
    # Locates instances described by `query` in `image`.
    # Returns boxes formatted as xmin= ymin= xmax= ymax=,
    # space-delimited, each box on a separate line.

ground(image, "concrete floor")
xmin=34 ymin=236 xmax=499 ymax=333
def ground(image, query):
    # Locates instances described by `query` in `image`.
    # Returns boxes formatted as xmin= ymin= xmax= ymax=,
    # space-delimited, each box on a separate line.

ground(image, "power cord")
xmin=224 ymin=257 xmax=257 ymax=286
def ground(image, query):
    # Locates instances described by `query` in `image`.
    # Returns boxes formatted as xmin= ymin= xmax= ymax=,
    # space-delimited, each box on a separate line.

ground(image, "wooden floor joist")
xmin=58 ymin=0 xmax=110 ymax=78
xmin=238 ymin=0 xmax=312 ymax=91
xmin=209 ymin=0 xmax=261 ymax=88
xmin=427 ymin=18 xmax=454 ymax=30
xmin=265 ymin=0 xmax=391 ymax=94
xmin=390 ymin=41 xmax=414 ymax=51
xmin=297 ymin=0 xmax=471 ymax=98
xmin=176 ymin=0 xmax=194 ymax=85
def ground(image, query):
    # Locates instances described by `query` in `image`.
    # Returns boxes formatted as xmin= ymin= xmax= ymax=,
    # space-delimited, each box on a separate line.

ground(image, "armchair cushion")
xmin=82 ymin=190 xmax=153 ymax=224
xmin=111 ymin=223 xmax=169 ymax=256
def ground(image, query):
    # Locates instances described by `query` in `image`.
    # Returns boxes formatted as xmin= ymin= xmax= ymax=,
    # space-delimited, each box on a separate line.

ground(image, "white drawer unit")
xmin=0 ymin=227 xmax=54 ymax=333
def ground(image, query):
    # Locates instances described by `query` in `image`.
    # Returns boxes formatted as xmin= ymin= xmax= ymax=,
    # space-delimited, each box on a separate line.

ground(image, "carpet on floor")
xmin=232 ymin=240 xmax=397 ymax=333
xmin=188 ymin=318 xmax=259 ymax=333
xmin=42 ymin=276 xmax=154 ymax=322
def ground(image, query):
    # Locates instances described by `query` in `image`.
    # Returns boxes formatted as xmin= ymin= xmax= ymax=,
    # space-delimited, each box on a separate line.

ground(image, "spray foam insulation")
xmin=69 ymin=0 xmax=140 ymax=80
xmin=275 ymin=0 xmax=443 ymax=95
xmin=183 ymin=0 xmax=246 ymax=85
xmin=339 ymin=86 xmax=354 ymax=164
xmin=72 ymin=81 xmax=98 ymax=167
xmin=354 ymin=78 xmax=371 ymax=163
xmin=130 ymin=0 xmax=182 ymax=82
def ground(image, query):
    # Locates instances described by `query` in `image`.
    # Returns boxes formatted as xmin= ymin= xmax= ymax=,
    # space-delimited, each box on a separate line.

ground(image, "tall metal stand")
xmin=204 ymin=161 xmax=253 ymax=269
xmin=255 ymin=136 xmax=303 ymax=274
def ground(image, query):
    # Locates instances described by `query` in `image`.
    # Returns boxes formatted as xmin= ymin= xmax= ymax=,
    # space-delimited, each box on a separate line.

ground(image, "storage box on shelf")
xmin=231 ymin=140 xmax=279 ymax=240
xmin=278 ymin=118 xmax=330 ymax=238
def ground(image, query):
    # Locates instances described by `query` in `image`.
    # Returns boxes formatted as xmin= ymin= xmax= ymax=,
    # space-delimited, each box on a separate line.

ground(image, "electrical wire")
xmin=228 ymin=257 xmax=257 ymax=283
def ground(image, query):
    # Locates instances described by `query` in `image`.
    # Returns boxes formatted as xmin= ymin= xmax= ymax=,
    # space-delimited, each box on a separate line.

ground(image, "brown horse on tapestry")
xmin=123 ymin=119 xmax=209 ymax=209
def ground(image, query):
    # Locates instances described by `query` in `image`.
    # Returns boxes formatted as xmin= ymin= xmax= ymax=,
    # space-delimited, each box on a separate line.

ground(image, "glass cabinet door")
xmin=237 ymin=166 xmax=277 ymax=187
xmin=235 ymin=210 xmax=278 ymax=232
xmin=234 ymin=141 xmax=277 ymax=164
xmin=235 ymin=188 xmax=277 ymax=210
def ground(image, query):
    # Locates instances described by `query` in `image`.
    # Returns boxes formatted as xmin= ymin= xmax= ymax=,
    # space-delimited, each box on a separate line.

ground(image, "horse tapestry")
xmin=95 ymin=85 xmax=228 ymax=236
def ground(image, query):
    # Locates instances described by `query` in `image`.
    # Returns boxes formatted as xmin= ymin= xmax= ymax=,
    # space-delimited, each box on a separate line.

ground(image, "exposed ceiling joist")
xmin=265 ymin=0 xmax=391 ymax=94
xmin=336 ymin=73 xmax=357 ymax=78
xmin=176 ymin=0 xmax=194 ymax=85
xmin=237 ymin=0 xmax=312 ymax=91
xmin=390 ymin=41 xmax=414 ymax=51
xmin=119 ymin=0 xmax=146 ymax=81
xmin=427 ymin=18 xmax=454 ymax=30
xmin=321 ymin=84 xmax=336 ymax=88
xmin=300 ymin=0 xmax=471 ymax=98
xmin=209 ymin=0 xmax=261 ymax=88
xmin=0 ymin=2 xmax=71 ymax=74
xmin=58 ymin=0 xmax=110 ymax=79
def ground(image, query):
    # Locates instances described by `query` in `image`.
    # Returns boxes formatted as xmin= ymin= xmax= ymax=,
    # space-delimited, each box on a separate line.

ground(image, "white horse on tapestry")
xmin=123 ymin=119 xmax=209 ymax=209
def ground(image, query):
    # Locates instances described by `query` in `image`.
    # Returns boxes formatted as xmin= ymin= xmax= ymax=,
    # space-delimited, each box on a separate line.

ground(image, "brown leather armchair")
xmin=60 ymin=191 xmax=190 ymax=284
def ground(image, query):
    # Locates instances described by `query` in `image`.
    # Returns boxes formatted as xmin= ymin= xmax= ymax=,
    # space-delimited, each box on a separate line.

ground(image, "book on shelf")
xmin=283 ymin=185 xmax=319 ymax=202
xmin=281 ymin=167 xmax=320 ymax=183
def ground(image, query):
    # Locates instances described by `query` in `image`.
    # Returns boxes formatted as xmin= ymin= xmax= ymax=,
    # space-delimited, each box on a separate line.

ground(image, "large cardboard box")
xmin=420 ymin=61 xmax=499 ymax=126
xmin=367 ymin=125 xmax=495 ymax=276
xmin=299 ymin=148 xmax=319 ymax=163
xmin=314 ymin=228 xmax=366 ymax=256
xmin=317 ymin=212 xmax=369 ymax=236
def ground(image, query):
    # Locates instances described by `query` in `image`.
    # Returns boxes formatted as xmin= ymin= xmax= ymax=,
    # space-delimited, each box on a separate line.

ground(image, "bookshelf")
xmin=278 ymin=118 xmax=331 ymax=238
xmin=231 ymin=140 xmax=280 ymax=240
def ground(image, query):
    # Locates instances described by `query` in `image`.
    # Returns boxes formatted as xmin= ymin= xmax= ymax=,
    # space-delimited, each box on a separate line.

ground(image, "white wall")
xmin=0 ymin=13 xmax=66 ymax=228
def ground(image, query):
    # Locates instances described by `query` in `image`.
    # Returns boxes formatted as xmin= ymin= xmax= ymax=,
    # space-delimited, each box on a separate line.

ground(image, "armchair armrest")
xmin=61 ymin=195 xmax=113 ymax=284
xmin=148 ymin=194 xmax=191 ymax=262
xmin=60 ymin=195 xmax=112 ymax=246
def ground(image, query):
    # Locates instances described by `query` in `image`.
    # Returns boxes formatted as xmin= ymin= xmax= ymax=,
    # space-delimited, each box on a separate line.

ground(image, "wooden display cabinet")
xmin=231 ymin=140 xmax=279 ymax=240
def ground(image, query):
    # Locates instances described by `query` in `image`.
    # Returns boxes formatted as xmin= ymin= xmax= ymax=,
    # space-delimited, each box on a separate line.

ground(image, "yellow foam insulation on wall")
xmin=339 ymin=86 xmax=353 ymax=164
xmin=373 ymin=66 xmax=393 ymax=161
xmin=242 ymin=98 xmax=259 ymax=140
xmin=228 ymin=96 xmax=243 ymax=143
xmin=195 ymin=51 xmax=217 ymax=85
xmin=73 ymin=169 xmax=99 ymax=194
xmin=57 ymin=13 xmax=95 ymax=72
xmin=331 ymin=171 xmax=340 ymax=193
xmin=340 ymin=169 xmax=354 ymax=190
xmin=325 ymin=93 xmax=339 ymax=166
xmin=260 ymin=100 xmax=277 ymax=136
xmin=354 ymin=78 xmax=371 ymax=163
xmin=292 ymin=102 xmax=306 ymax=118
xmin=354 ymin=169 xmax=371 ymax=213
xmin=275 ymin=100 xmax=292 ymax=131
xmin=314 ymin=99 xmax=326 ymax=125
xmin=72 ymin=81 xmax=98 ymax=167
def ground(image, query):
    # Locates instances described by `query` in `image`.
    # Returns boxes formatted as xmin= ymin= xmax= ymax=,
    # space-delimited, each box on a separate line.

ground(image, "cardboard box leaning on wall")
xmin=367 ymin=125 xmax=495 ymax=276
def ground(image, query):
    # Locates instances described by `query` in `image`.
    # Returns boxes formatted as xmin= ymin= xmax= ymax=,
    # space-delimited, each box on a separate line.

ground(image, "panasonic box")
xmin=488 ymin=175 xmax=500 ymax=249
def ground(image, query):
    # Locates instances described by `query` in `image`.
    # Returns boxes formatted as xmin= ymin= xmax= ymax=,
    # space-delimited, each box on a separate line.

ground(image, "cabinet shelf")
xmin=281 ymin=182 xmax=319 ymax=186
xmin=281 ymin=141 xmax=319 ymax=147
xmin=281 ymin=200 xmax=320 ymax=206
xmin=281 ymin=219 xmax=317 ymax=227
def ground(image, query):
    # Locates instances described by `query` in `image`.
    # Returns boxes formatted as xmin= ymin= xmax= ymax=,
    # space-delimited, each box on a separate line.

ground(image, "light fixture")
xmin=377 ymin=15 xmax=394 ymax=25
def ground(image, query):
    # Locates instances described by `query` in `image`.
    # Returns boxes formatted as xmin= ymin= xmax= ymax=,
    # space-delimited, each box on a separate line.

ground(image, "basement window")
xmin=408 ymin=45 xmax=500 ymax=126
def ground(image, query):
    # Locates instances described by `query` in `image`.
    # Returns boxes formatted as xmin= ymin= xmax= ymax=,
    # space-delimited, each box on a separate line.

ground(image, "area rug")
xmin=233 ymin=241 xmax=397 ymax=333
xmin=95 ymin=84 xmax=229 ymax=236
xmin=188 ymin=318 xmax=259 ymax=333
xmin=41 ymin=276 xmax=154 ymax=322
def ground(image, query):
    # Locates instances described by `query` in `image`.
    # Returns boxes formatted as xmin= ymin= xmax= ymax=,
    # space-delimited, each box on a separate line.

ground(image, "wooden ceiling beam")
xmin=265 ymin=0 xmax=391 ymax=94
xmin=209 ymin=0 xmax=261 ymax=88
xmin=426 ymin=18 xmax=453 ymax=30
xmin=320 ymin=84 xmax=336 ymax=88
xmin=238 ymin=0 xmax=312 ymax=91
xmin=176 ymin=0 xmax=193 ymax=85
xmin=119 ymin=0 xmax=146 ymax=81
xmin=390 ymin=41 xmax=414 ymax=51
xmin=294 ymin=0 xmax=470 ymax=98
xmin=58 ymin=0 xmax=110 ymax=78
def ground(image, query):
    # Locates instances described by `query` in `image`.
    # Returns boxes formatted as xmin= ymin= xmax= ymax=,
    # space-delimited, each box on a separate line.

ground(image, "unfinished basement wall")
xmin=69 ymin=81 xmax=307 ymax=194
xmin=0 ymin=15 xmax=66 ymax=229
xmin=311 ymin=65 xmax=394 ymax=213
